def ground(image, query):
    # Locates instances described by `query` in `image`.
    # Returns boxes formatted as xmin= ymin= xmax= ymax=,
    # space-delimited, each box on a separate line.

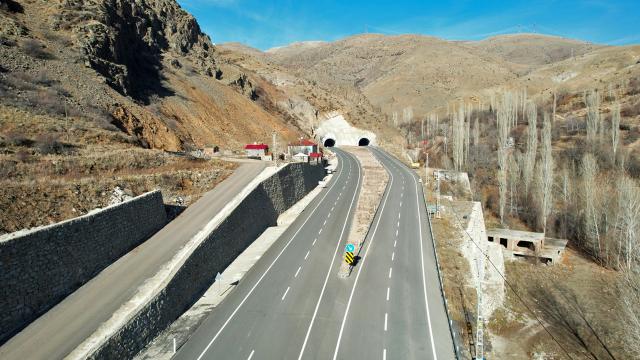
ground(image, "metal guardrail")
xmin=418 ymin=179 xmax=463 ymax=360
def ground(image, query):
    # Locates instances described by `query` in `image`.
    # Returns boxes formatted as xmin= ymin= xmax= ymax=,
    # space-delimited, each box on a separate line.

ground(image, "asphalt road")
xmin=176 ymin=148 xmax=455 ymax=360
xmin=0 ymin=161 xmax=267 ymax=360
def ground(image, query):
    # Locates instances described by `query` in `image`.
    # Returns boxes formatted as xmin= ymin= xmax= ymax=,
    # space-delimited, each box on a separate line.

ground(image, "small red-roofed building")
xmin=244 ymin=143 xmax=269 ymax=158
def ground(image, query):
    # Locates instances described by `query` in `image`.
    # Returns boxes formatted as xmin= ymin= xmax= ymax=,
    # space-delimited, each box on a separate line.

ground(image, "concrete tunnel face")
xmin=358 ymin=138 xmax=370 ymax=146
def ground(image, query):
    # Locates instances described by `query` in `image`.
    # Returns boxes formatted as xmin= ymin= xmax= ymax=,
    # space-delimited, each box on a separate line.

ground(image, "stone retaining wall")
xmin=0 ymin=191 xmax=167 ymax=344
xmin=87 ymin=162 xmax=324 ymax=359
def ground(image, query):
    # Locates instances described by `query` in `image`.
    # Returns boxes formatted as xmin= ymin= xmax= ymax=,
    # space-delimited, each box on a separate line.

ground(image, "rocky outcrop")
xmin=56 ymin=0 xmax=219 ymax=102
xmin=111 ymin=105 xmax=181 ymax=151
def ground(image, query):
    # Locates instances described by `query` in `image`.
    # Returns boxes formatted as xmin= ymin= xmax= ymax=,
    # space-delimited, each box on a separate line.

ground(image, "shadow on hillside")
xmin=0 ymin=0 xmax=24 ymax=13
xmin=528 ymin=280 xmax=619 ymax=360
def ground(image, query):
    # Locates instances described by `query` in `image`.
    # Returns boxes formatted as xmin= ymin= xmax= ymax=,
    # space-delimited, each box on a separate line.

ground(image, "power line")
xmin=445 ymin=198 xmax=575 ymax=360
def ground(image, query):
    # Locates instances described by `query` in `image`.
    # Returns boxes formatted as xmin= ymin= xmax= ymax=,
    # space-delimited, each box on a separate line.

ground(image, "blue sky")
xmin=177 ymin=0 xmax=640 ymax=50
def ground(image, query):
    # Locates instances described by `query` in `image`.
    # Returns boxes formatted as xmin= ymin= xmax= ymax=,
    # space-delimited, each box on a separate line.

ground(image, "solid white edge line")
xmin=297 ymin=150 xmax=363 ymax=360
xmin=375 ymin=148 xmax=439 ymax=360
xmin=193 ymin=151 xmax=351 ymax=360
xmin=281 ymin=286 xmax=290 ymax=301
xmin=331 ymin=157 xmax=395 ymax=360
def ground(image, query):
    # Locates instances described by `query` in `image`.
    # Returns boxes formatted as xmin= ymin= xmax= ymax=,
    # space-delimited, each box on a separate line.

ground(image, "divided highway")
xmin=177 ymin=148 xmax=455 ymax=360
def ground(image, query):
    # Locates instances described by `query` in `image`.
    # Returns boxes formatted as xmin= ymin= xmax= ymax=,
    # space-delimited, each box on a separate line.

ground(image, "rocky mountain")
xmin=0 ymin=0 xmax=330 ymax=233
xmin=264 ymin=33 xmax=639 ymax=119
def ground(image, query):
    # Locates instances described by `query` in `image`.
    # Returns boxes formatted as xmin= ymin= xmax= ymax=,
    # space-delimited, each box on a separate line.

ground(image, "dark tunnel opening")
xmin=358 ymin=138 xmax=370 ymax=146
xmin=324 ymin=138 xmax=336 ymax=147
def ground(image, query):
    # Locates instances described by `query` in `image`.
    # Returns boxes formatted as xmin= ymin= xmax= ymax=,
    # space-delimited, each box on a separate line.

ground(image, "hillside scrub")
xmin=404 ymin=86 xmax=640 ymax=357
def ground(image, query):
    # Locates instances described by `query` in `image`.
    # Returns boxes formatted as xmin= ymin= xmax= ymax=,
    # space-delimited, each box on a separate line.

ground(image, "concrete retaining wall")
xmin=88 ymin=163 xmax=324 ymax=359
xmin=0 ymin=191 xmax=167 ymax=344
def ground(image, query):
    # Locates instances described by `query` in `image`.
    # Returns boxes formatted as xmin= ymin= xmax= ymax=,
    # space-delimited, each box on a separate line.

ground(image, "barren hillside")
xmin=263 ymin=33 xmax=635 ymax=120
xmin=0 ymin=0 xmax=312 ymax=233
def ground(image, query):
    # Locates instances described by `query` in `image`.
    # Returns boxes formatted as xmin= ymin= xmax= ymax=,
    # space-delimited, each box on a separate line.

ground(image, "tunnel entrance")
xmin=358 ymin=138 xmax=370 ymax=146
xmin=324 ymin=138 xmax=336 ymax=147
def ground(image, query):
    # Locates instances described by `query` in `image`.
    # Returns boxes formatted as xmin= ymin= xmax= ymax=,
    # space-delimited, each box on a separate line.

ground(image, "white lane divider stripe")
xmin=386 ymin=287 xmax=390 ymax=301
xmin=305 ymin=250 xmax=310 ymax=260
xmin=391 ymin=252 xmax=395 ymax=261
xmin=247 ymin=349 xmax=255 ymax=360
xmin=384 ymin=313 xmax=388 ymax=331
xmin=388 ymin=267 xmax=393 ymax=278
xmin=396 ymin=229 xmax=398 ymax=237
xmin=281 ymin=286 xmax=290 ymax=301
xmin=319 ymin=228 xmax=323 ymax=235
xmin=295 ymin=266 xmax=302 ymax=278
xmin=299 ymin=150 xmax=362 ymax=360
xmin=375 ymin=147 xmax=439 ymax=360
xmin=394 ymin=240 xmax=397 ymax=247
xmin=312 ymin=238 xmax=317 ymax=246
xmin=383 ymin=348 xmax=387 ymax=360
xmin=193 ymin=151 xmax=352 ymax=360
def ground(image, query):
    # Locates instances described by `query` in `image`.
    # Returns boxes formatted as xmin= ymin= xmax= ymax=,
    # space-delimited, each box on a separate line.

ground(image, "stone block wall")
xmin=0 ymin=191 xmax=167 ymax=344
xmin=88 ymin=162 xmax=324 ymax=359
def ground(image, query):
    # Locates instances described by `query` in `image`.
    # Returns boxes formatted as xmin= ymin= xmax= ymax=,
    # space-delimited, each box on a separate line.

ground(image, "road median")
xmin=339 ymin=147 xmax=389 ymax=277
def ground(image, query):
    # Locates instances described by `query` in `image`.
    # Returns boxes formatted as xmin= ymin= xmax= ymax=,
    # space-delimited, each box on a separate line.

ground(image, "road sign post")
xmin=345 ymin=243 xmax=355 ymax=253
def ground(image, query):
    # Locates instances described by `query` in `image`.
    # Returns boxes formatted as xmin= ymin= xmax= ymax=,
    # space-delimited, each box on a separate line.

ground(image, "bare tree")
xmin=496 ymin=94 xmax=512 ymax=223
xmin=508 ymin=153 xmax=520 ymax=214
xmin=539 ymin=113 xmax=554 ymax=232
xmin=473 ymin=117 xmax=480 ymax=147
xmin=616 ymin=176 xmax=640 ymax=270
xmin=611 ymin=102 xmax=621 ymax=163
xmin=524 ymin=101 xmax=538 ymax=196
xmin=452 ymin=104 xmax=465 ymax=171
xmin=465 ymin=115 xmax=471 ymax=167
xmin=582 ymin=153 xmax=601 ymax=259
xmin=585 ymin=89 xmax=600 ymax=144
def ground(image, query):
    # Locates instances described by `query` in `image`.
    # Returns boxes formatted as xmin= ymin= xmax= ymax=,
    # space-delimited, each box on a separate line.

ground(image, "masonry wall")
xmin=0 ymin=191 xmax=167 ymax=344
xmin=88 ymin=162 xmax=324 ymax=359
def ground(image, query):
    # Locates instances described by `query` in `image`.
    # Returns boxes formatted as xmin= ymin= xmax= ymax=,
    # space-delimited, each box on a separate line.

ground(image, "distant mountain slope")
xmin=467 ymin=33 xmax=601 ymax=66
xmin=266 ymin=34 xmax=520 ymax=118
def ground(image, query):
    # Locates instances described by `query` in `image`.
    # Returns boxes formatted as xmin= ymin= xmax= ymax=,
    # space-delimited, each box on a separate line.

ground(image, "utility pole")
xmin=436 ymin=170 xmax=441 ymax=219
xmin=272 ymin=132 xmax=278 ymax=165
xmin=475 ymin=206 xmax=484 ymax=360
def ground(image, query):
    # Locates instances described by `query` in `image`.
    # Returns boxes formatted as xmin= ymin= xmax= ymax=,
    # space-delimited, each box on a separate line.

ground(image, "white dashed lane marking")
xmin=384 ymin=313 xmax=388 ymax=331
xmin=295 ymin=266 xmax=302 ymax=278
xmin=305 ymin=250 xmax=310 ymax=260
xmin=281 ymin=287 xmax=290 ymax=301
xmin=388 ymin=267 xmax=393 ymax=279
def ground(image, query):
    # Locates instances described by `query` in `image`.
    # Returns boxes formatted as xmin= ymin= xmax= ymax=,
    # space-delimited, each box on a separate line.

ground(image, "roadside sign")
xmin=345 ymin=243 xmax=355 ymax=253
xmin=344 ymin=251 xmax=355 ymax=265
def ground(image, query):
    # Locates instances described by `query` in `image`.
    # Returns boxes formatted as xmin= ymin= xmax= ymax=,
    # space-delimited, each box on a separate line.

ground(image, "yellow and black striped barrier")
xmin=344 ymin=251 xmax=355 ymax=265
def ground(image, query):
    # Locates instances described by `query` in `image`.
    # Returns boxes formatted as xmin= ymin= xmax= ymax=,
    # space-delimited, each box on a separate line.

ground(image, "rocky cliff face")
xmin=55 ymin=0 xmax=219 ymax=102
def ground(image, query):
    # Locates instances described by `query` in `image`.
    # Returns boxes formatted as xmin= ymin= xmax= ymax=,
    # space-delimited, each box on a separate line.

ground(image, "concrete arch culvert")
xmin=358 ymin=138 xmax=370 ymax=146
